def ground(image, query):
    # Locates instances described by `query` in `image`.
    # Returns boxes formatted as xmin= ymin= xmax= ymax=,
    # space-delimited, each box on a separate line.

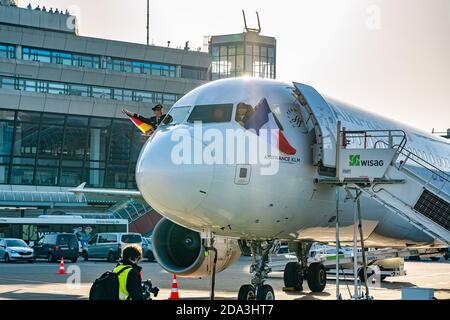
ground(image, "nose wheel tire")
xmin=256 ymin=285 xmax=275 ymax=301
xmin=284 ymin=262 xmax=303 ymax=290
xmin=238 ymin=285 xmax=256 ymax=300
xmin=307 ymin=262 xmax=327 ymax=292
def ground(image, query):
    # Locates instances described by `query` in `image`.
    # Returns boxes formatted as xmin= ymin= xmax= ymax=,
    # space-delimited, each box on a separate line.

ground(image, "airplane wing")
xmin=68 ymin=183 xmax=142 ymax=198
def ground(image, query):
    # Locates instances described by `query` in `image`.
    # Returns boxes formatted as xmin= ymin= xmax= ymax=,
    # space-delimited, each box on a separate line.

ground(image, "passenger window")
xmin=187 ymin=104 xmax=233 ymax=123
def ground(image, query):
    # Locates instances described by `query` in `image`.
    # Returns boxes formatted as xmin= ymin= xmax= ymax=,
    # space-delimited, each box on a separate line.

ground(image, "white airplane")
xmin=76 ymin=77 xmax=450 ymax=300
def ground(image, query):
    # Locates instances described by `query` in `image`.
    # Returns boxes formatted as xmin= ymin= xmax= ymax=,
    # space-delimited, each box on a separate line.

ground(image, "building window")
xmin=181 ymin=67 xmax=207 ymax=80
xmin=48 ymin=82 xmax=67 ymax=95
xmin=69 ymin=84 xmax=89 ymax=97
xmin=0 ymin=44 xmax=16 ymax=59
xmin=0 ymin=75 xmax=179 ymax=105
xmin=211 ymin=43 xmax=275 ymax=79
xmin=0 ymin=109 xmax=148 ymax=189
xmin=91 ymin=86 xmax=112 ymax=99
xmin=1 ymin=43 xmax=208 ymax=80
xmin=0 ymin=77 xmax=15 ymax=90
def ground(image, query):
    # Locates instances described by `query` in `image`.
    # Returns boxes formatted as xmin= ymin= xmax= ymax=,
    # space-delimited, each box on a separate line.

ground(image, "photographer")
xmin=113 ymin=244 xmax=144 ymax=300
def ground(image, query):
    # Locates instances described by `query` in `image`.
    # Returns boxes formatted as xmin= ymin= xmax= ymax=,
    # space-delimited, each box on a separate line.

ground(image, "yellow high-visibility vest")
xmin=113 ymin=265 xmax=133 ymax=300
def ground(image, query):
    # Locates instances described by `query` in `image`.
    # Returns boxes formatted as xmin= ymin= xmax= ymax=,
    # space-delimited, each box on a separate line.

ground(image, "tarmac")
xmin=0 ymin=257 xmax=449 ymax=300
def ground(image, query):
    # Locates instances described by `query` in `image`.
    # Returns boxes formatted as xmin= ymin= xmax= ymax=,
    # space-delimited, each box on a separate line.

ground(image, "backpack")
xmin=89 ymin=266 xmax=132 ymax=300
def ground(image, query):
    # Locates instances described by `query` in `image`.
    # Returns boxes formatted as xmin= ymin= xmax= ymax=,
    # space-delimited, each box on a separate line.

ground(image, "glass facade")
xmin=0 ymin=75 xmax=180 ymax=105
xmin=1 ymin=43 xmax=207 ymax=80
xmin=181 ymin=66 xmax=208 ymax=80
xmin=0 ymin=109 xmax=147 ymax=189
xmin=211 ymin=43 xmax=275 ymax=80
xmin=23 ymin=47 xmax=100 ymax=68
xmin=0 ymin=44 xmax=16 ymax=59
xmin=105 ymin=57 xmax=176 ymax=77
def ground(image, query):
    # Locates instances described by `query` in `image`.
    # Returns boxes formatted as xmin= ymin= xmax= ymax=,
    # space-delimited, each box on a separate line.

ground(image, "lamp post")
xmin=146 ymin=0 xmax=149 ymax=45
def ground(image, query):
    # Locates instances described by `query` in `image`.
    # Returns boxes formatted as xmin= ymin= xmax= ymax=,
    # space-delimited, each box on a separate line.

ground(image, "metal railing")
xmin=359 ymin=185 xmax=448 ymax=244
xmin=0 ymin=190 xmax=87 ymax=204
xmin=107 ymin=199 xmax=153 ymax=223
xmin=340 ymin=129 xmax=407 ymax=152
xmin=376 ymin=140 xmax=449 ymax=198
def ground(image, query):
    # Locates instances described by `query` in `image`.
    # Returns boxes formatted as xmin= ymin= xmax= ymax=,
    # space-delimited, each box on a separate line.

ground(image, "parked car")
xmin=82 ymin=232 xmax=143 ymax=262
xmin=0 ymin=238 xmax=34 ymax=263
xmin=33 ymin=233 xmax=79 ymax=263
xmin=142 ymin=237 xmax=155 ymax=262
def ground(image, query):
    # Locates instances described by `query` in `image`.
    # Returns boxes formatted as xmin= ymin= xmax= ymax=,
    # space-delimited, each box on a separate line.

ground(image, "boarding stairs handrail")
xmin=359 ymin=185 xmax=449 ymax=244
xmin=376 ymin=140 xmax=450 ymax=200
xmin=335 ymin=129 xmax=449 ymax=244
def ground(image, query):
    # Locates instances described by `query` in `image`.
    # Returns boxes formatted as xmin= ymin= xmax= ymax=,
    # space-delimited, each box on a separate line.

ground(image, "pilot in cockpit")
xmin=235 ymin=102 xmax=254 ymax=127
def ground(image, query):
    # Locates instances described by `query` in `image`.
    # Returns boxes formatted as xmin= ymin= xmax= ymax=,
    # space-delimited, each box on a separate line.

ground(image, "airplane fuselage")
xmin=136 ymin=78 xmax=450 ymax=247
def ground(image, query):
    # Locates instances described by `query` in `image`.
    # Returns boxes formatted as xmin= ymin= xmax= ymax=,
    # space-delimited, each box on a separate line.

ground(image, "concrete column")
xmin=15 ymin=44 xmax=22 ymax=59
xmin=0 ymin=123 xmax=5 ymax=182
xmin=89 ymin=128 xmax=100 ymax=186
xmin=100 ymin=56 xmax=107 ymax=69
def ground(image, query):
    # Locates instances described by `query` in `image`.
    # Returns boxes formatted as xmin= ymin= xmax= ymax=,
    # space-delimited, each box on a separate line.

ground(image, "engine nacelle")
xmin=152 ymin=218 xmax=241 ymax=277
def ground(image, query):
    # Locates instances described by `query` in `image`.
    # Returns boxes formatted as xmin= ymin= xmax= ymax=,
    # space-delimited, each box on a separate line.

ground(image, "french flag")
xmin=244 ymin=98 xmax=297 ymax=156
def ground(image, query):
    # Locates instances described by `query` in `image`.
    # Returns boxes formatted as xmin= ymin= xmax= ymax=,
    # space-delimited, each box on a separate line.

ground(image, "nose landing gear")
xmin=237 ymin=240 xmax=276 ymax=301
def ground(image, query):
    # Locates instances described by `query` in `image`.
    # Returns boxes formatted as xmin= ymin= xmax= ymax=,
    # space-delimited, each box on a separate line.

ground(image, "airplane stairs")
xmin=317 ymin=129 xmax=450 ymax=244
xmin=356 ymin=146 xmax=450 ymax=244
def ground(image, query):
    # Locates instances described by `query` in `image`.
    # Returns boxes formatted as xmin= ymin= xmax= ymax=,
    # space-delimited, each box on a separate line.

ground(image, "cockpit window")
xmin=162 ymin=106 xmax=191 ymax=125
xmin=187 ymin=104 xmax=233 ymax=124
xmin=235 ymin=102 xmax=254 ymax=127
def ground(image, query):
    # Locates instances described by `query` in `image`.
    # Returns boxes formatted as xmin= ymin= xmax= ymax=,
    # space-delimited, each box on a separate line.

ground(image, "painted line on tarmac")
xmin=0 ymin=277 xmax=56 ymax=284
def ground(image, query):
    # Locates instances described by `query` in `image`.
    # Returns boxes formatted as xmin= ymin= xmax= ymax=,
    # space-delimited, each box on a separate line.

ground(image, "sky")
xmin=19 ymin=0 xmax=450 ymax=133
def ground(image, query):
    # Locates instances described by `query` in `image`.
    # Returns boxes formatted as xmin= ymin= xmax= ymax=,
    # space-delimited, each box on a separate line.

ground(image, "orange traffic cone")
xmin=58 ymin=257 xmax=66 ymax=275
xmin=169 ymin=274 xmax=179 ymax=299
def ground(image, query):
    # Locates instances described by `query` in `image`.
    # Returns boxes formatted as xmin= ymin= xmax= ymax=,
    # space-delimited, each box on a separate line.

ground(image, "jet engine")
xmin=151 ymin=218 xmax=241 ymax=277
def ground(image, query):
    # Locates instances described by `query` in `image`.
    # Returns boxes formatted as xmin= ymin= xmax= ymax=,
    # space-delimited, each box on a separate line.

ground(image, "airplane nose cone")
xmin=136 ymin=129 xmax=214 ymax=214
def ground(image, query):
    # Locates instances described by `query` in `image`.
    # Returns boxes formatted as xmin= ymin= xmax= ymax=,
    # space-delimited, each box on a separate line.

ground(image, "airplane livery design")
xmin=132 ymin=77 xmax=449 ymax=300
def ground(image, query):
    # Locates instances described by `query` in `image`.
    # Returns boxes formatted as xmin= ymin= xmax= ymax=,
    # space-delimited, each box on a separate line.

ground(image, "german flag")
xmin=122 ymin=109 xmax=155 ymax=135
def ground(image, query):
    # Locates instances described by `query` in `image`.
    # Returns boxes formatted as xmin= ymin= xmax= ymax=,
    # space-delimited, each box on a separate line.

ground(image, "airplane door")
xmin=293 ymin=82 xmax=338 ymax=169
xmin=234 ymin=165 xmax=251 ymax=185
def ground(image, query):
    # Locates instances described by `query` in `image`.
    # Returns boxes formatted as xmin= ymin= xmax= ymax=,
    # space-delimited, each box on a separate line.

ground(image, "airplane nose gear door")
xmin=234 ymin=165 xmax=251 ymax=185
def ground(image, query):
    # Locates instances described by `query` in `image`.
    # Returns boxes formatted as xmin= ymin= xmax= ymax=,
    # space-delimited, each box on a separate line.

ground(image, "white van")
xmin=82 ymin=232 xmax=143 ymax=262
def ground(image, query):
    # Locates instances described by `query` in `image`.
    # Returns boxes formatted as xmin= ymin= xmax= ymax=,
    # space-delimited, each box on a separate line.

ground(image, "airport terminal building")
xmin=0 ymin=1 xmax=276 ymax=227
xmin=0 ymin=2 xmax=211 ymax=192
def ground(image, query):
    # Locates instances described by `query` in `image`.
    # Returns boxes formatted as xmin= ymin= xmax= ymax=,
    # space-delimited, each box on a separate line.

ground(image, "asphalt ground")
xmin=0 ymin=257 xmax=449 ymax=300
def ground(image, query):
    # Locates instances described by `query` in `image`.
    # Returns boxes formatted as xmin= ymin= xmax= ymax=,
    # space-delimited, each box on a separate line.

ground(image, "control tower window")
xmin=187 ymin=104 xmax=233 ymax=123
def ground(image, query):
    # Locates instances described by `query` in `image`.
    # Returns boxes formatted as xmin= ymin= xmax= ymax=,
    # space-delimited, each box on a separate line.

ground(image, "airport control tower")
xmin=209 ymin=12 xmax=276 ymax=80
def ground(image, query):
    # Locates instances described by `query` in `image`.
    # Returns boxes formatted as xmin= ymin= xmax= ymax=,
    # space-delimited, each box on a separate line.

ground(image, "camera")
xmin=141 ymin=279 xmax=160 ymax=300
